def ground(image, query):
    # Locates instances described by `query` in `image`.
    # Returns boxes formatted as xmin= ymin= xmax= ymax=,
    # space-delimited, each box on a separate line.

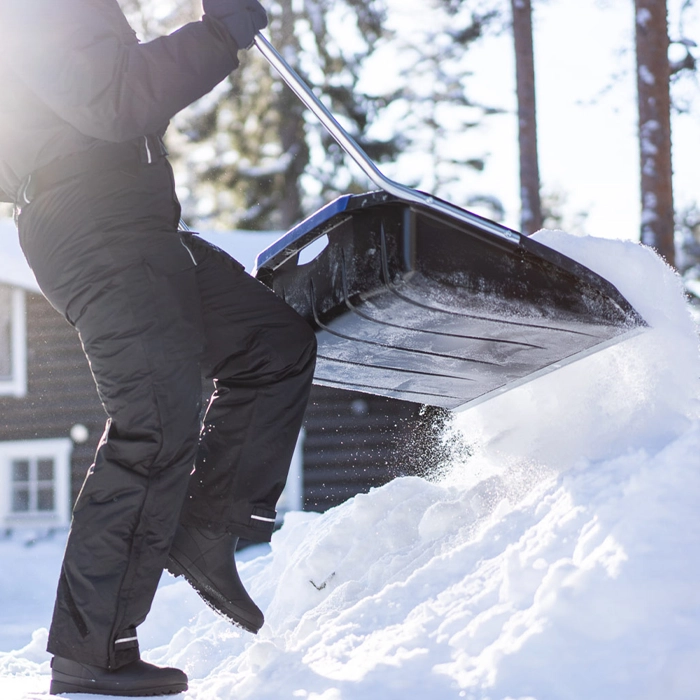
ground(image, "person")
xmin=0 ymin=0 xmax=317 ymax=695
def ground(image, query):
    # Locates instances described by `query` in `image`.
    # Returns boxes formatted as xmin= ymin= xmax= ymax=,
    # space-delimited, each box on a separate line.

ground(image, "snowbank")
xmin=1 ymin=233 xmax=699 ymax=699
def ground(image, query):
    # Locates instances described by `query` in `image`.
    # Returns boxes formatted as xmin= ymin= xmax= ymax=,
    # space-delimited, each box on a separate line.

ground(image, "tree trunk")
xmin=511 ymin=0 xmax=543 ymax=235
xmin=635 ymin=0 xmax=675 ymax=265
xmin=276 ymin=0 xmax=307 ymax=230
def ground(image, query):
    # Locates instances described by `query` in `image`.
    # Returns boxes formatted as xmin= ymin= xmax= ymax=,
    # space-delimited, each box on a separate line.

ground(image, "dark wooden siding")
xmin=301 ymin=387 xmax=446 ymax=511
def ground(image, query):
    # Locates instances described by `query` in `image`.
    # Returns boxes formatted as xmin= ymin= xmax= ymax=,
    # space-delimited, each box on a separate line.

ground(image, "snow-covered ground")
xmin=1 ymin=230 xmax=699 ymax=699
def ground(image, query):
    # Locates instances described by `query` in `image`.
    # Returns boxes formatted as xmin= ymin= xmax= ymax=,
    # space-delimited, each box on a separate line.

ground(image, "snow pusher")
xmin=251 ymin=34 xmax=647 ymax=412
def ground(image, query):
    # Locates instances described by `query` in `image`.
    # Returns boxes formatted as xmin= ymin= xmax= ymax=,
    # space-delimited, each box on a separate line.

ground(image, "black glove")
xmin=203 ymin=0 xmax=268 ymax=50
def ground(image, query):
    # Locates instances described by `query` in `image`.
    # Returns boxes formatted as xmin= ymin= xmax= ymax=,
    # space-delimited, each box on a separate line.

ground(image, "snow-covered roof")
xmin=197 ymin=229 xmax=282 ymax=272
xmin=0 ymin=217 xmax=282 ymax=294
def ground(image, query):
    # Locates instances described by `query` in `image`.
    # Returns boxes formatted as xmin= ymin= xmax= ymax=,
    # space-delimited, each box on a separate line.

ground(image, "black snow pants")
xmin=17 ymin=154 xmax=316 ymax=669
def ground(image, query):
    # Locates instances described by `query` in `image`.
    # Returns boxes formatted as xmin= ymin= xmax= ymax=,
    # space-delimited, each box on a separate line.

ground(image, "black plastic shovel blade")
xmin=254 ymin=191 xmax=647 ymax=411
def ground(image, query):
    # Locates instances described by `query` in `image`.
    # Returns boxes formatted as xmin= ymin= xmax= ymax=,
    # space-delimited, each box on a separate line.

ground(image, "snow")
xmin=1 ymin=231 xmax=700 ymax=699
xmin=637 ymin=8 xmax=653 ymax=28
xmin=638 ymin=65 xmax=656 ymax=86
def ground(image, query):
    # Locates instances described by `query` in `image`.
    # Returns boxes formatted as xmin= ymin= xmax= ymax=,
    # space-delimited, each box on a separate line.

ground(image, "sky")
xmin=369 ymin=0 xmax=700 ymax=241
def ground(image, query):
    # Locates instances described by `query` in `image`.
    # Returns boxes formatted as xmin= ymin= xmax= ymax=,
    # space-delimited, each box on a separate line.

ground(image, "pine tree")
xmin=167 ymin=0 xmax=400 ymax=231
xmin=387 ymin=1 xmax=502 ymax=208
xmin=122 ymin=1 xmax=502 ymax=231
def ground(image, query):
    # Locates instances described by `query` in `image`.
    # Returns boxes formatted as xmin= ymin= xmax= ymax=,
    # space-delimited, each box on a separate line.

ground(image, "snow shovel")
xmin=251 ymin=33 xmax=647 ymax=411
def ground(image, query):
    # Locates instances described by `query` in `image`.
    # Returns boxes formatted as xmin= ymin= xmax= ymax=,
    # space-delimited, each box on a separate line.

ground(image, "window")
xmin=12 ymin=458 xmax=56 ymax=514
xmin=0 ymin=283 xmax=27 ymax=397
xmin=0 ymin=439 xmax=72 ymax=528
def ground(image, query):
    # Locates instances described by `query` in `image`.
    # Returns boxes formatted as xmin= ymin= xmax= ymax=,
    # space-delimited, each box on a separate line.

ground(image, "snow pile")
xmin=2 ymin=233 xmax=700 ymax=699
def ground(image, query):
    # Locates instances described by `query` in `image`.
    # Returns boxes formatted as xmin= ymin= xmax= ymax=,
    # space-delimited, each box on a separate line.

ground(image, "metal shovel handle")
xmin=253 ymin=32 xmax=520 ymax=245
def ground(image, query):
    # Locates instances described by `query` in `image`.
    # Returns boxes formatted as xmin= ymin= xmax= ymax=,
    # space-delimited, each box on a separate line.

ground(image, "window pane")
xmin=0 ymin=284 xmax=12 ymax=379
xmin=38 ymin=459 xmax=54 ymax=481
xmin=12 ymin=487 xmax=29 ymax=512
xmin=37 ymin=488 xmax=55 ymax=512
xmin=12 ymin=460 xmax=29 ymax=483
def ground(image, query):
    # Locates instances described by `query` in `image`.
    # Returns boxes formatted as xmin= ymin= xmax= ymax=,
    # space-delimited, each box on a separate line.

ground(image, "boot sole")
xmin=166 ymin=554 xmax=263 ymax=634
xmin=50 ymin=675 xmax=187 ymax=696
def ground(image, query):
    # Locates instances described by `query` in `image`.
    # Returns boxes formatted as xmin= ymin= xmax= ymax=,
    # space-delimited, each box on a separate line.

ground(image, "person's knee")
xmin=96 ymin=406 xmax=200 ymax=478
xmin=97 ymin=363 xmax=203 ymax=477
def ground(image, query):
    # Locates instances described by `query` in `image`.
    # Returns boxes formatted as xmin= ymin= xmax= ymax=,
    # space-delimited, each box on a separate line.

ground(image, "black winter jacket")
xmin=0 ymin=0 xmax=239 ymax=201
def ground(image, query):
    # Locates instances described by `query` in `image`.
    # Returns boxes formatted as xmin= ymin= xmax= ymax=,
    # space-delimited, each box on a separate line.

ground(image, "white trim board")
xmin=0 ymin=286 xmax=27 ymax=398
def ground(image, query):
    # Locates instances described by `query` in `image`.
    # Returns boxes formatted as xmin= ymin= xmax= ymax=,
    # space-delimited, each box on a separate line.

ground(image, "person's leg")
xmin=19 ymin=160 xmax=205 ymax=670
xmin=179 ymin=235 xmax=317 ymax=541
xmin=45 ymin=230 xmax=204 ymax=669
xmin=166 ymin=236 xmax=316 ymax=630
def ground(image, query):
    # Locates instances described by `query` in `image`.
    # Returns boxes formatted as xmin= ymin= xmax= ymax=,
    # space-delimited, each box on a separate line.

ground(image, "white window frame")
xmin=0 ymin=286 xmax=27 ymax=398
xmin=0 ymin=438 xmax=72 ymax=528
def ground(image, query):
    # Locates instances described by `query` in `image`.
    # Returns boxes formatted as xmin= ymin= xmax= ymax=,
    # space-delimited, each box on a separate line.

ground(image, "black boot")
xmin=50 ymin=656 xmax=187 ymax=696
xmin=166 ymin=524 xmax=264 ymax=633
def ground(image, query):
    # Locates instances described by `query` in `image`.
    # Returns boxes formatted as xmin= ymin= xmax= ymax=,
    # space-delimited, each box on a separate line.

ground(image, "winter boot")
xmin=166 ymin=524 xmax=264 ymax=633
xmin=50 ymin=656 xmax=187 ymax=696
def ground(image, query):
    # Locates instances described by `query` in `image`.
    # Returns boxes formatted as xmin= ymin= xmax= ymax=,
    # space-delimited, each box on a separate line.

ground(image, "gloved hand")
xmin=203 ymin=0 xmax=268 ymax=51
